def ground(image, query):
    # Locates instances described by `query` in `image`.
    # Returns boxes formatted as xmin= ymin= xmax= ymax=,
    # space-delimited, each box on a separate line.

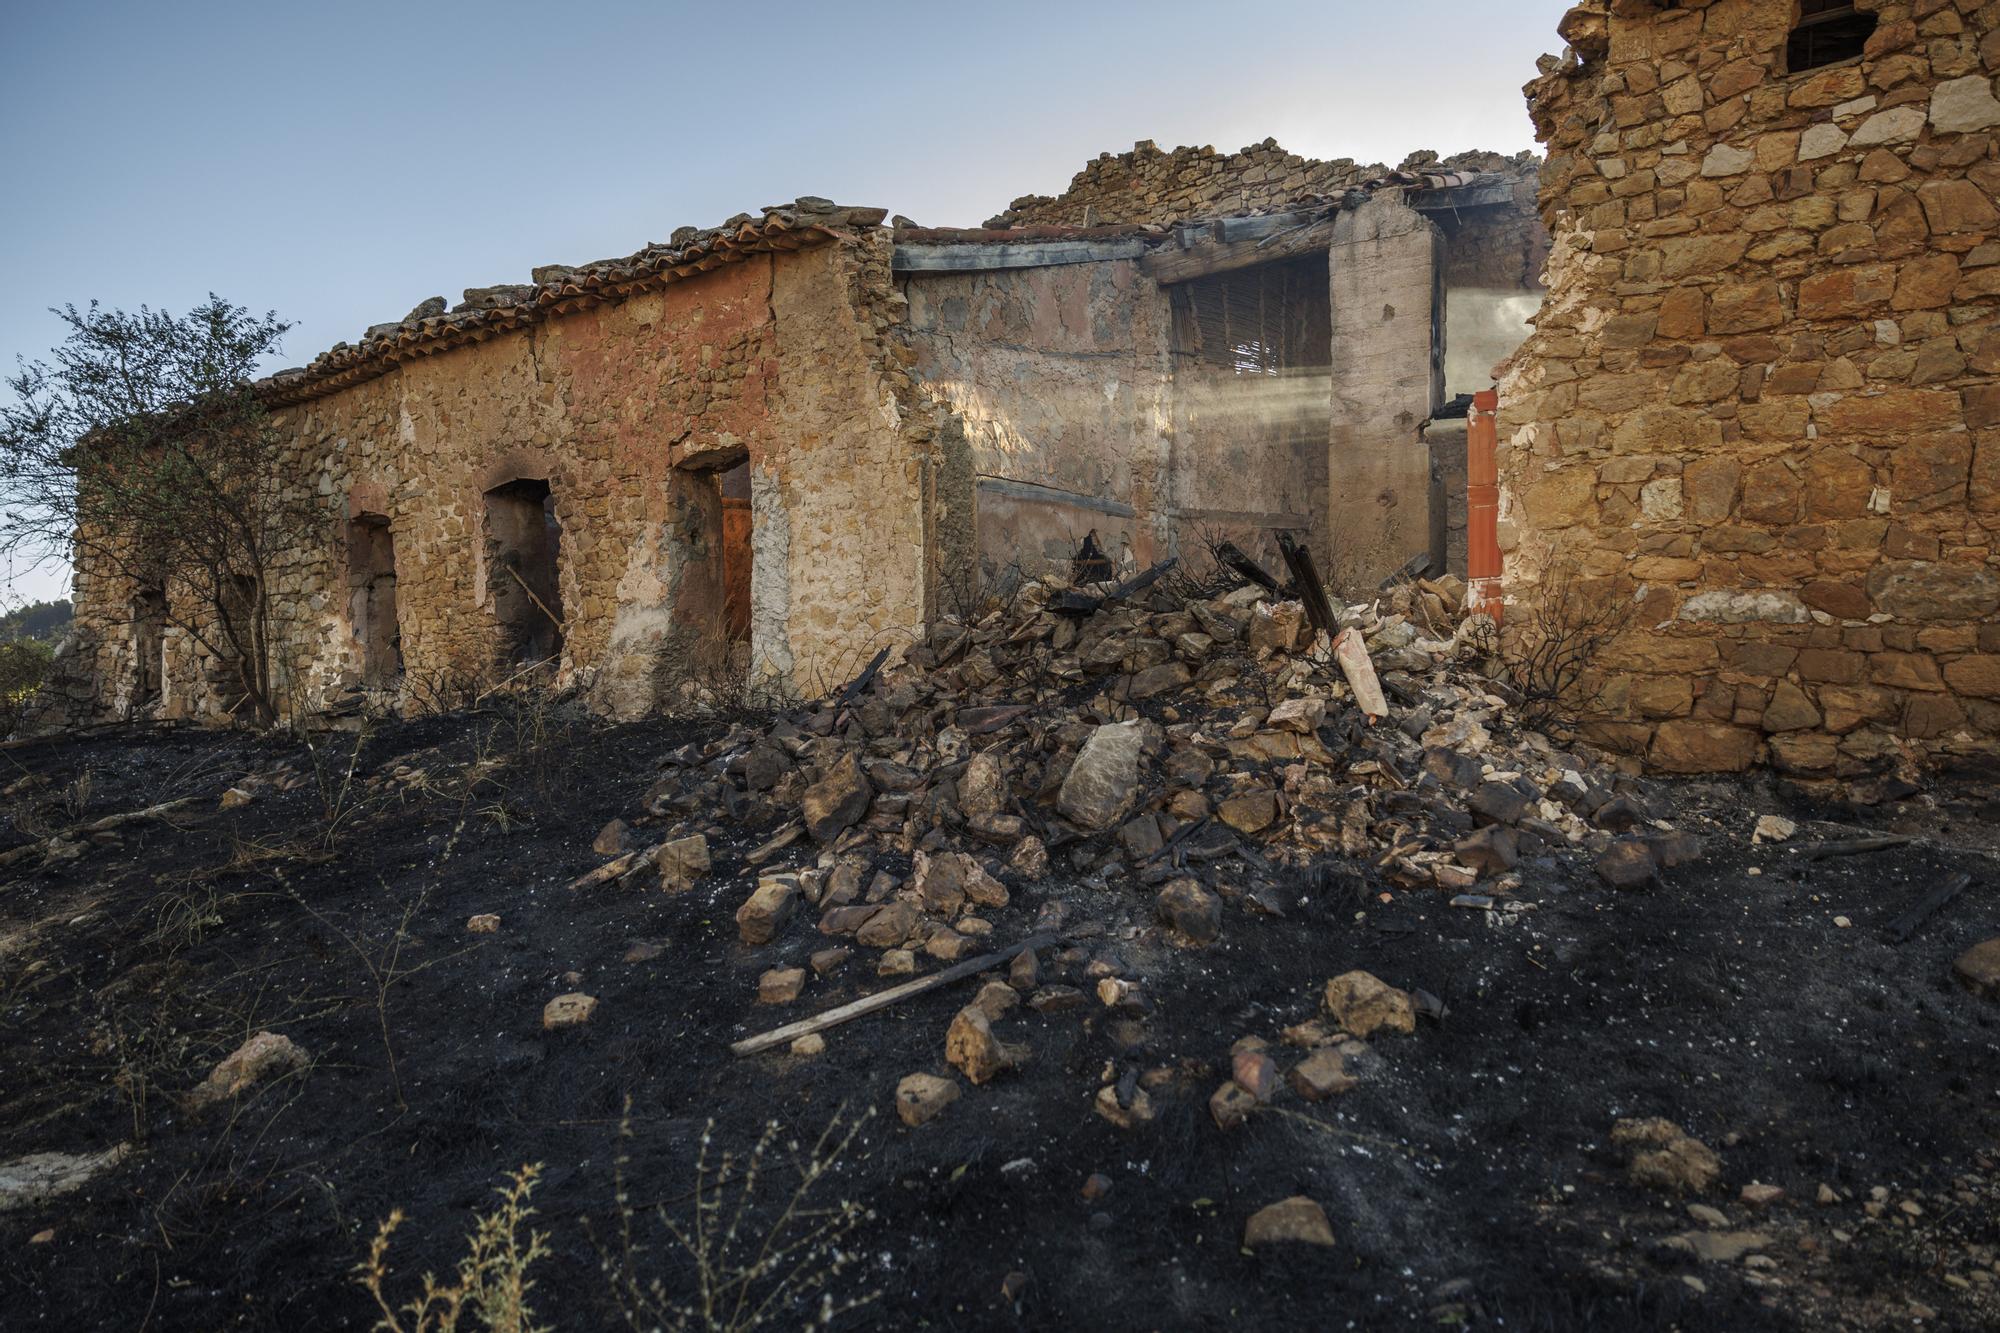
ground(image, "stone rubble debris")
xmin=580 ymin=562 xmax=1695 ymax=1133
xmin=894 ymin=1072 xmax=960 ymax=1126
xmin=1751 ymin=815 xmax=1796 ymax=845
xmin=1954 ymin=938 xmax=2000 ymax=1001
xmin=185 ymin=1031 xmax=308 ymax=1112
xmin=0 ymin=1145 xmax=132 ymax=1212
xmin=1243 ymin=1195 xmax=1337 ymax=1249
xmin=1324 ymin=971 xmax=1417 ymax=1038
xmin=541 ymin=993 xmax=598 ymax=1030
xmin=1613 ymin=1117 xmax=1724 ymax=1195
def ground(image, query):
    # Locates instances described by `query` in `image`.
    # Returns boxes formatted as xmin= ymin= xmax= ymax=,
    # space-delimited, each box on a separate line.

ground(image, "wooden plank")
xmin=1168 ymin=213 xmax=1312 ymax=249
xmin=836 ymin=646 xmax=891 ymax=707
xmin=730 ymin=933 xmax=1056 ymax=1056
xmin=893 ymin=239 xmax=1152 ymax=273
xmin=1791 ymin=834 xmax=1913 ymax=860
xmin=1215 ymin=542 xmax=1284 ymax=595
xmin=566 ymin=846 xmax=646 ymax=891
xmin=1141 ymin=217 xmax=1338 ymax=285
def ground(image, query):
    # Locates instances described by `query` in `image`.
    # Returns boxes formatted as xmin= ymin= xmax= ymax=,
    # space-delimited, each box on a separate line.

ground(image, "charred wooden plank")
xmin=1142 ymin=216 xmax=1339 ymax=285
xmin=1791 ymin=834 xmax=1914 ymax=860
xmin=1881 ymin=872 xmax=1973 ymax=943
xmin=1050 ymin=557 xmax=1180 ymax=616
xmin=1277 ymin=532 xmax=1338 ymax=640
xmin=1215 ymin=541 xmax=1285 ymax=595
xmin=730 ymin=933 xmax=1058 ymax=1056
xmin=836 ymin=646 xmax=892 ymax=706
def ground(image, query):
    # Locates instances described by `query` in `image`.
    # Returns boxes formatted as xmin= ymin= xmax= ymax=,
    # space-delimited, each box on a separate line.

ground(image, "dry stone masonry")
xmin=984 ymin=139 xmax=1536 ymax=230
xmin=49 ymin=146 xmax=1544 ymax=735
xmin=1499 ymin=0 xmax=2000 ymax=774
xmin=60 ymin=2 xmax=2000 ymax=782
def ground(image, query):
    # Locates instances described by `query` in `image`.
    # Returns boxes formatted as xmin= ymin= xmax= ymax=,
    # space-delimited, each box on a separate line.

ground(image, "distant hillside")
xmin=0 ymin=598 xmax=72 ymax=644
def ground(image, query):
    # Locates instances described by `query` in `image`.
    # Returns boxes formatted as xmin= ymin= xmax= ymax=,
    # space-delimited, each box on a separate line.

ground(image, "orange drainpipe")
xmin=1466 ymin=388 xmax=1503 ymax=623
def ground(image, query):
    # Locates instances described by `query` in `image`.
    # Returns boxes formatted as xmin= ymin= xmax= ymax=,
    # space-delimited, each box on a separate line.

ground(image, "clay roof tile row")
xmin=258 ymin=202 xmax=887 ymax=408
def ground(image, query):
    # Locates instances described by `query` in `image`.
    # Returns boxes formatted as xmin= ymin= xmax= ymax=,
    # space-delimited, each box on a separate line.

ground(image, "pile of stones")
xmin=574 ymin=566 xmax=1694 ymax=1123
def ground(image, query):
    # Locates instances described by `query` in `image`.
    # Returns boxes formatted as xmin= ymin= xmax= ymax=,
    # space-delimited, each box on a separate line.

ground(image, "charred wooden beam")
xmin=1277 ymin=533 xmax=1338 ymax=641
xmin=836 ymin=646 xmax=892 ymax=706
xmin=1050 ymin=557 xmax=1180 ymax=617
xmin=1215 ymin=541 xmax=1285 ymax=596
xmin=1140 ymin=217 xmax=1339 ymax=285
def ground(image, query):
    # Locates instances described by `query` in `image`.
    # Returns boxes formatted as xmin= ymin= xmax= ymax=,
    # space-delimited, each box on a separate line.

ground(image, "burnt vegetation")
xmin=0 ymin=554 xmax=1996 ymax=1330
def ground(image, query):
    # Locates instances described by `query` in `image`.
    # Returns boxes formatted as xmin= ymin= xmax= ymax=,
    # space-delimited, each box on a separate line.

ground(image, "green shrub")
xmin=0 ymin=638 xmax=53 ymax=733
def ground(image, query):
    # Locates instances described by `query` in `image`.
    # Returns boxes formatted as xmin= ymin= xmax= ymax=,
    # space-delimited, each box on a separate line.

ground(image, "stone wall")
xmin=897 ymin=259 xmax=1174 ymax=584
xmin=51 ymin=226 xmax=938 ymax=725
xmin=988 ymin=139 xmax=1535 ymax=230
xmin=1497 ymin=0 xmax=2000 ymax=775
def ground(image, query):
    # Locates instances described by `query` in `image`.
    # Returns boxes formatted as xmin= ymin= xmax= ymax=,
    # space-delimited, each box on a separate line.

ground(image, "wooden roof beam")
xmin=1139 ymin=216 xmax=1338 ymax=286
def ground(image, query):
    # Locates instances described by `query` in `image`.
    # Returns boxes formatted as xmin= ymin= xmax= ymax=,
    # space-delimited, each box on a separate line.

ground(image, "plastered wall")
xmin=52 ymin=237 xmax=932 ymax=724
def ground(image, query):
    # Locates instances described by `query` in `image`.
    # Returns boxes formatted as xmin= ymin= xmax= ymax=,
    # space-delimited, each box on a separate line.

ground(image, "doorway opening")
xmin=666 ymin=454 xmax=753 ymax=685
xmin=347 ymin=514 xmax=401 ymax=685
xmin=719 ymin=460 xmax=752 ymax=647
xmin=484 ymin=478 xmax=565 ymax=666
xmin=131 ymin=584 xmax=165 ymax=708
xmin=210 ymin=573 xmax=260 ymax=718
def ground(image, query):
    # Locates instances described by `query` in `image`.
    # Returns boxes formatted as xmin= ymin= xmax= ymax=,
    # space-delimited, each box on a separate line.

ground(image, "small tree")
xmin=0 ymin=297 xmax=313 ymax=725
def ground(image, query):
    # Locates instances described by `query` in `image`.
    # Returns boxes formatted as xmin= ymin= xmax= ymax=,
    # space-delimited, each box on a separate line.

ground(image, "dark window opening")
xmin=1787 ymin=1 xmax=1875 ymax=74
xmin=665 ymin=453 xmax=753 ymax=683
xmin=1171 ymin=254 xmax=1333 ymax=377
xmin=1167 ymin=254 xmax=1333 ymax=570
xmin=131 ymin=585 xmax=165 ymax=706
xmin=484 ymin=478 xmax=564 ymax=666
xmin=347 ymin=514 xmax=401 ymax=685
xmin=211 ymin=574 xmax=259 ymax=717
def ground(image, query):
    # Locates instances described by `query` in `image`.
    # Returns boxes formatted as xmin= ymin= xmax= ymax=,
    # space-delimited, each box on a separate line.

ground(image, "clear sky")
xmin=0 ymin=0 xmax=1567 ymax=606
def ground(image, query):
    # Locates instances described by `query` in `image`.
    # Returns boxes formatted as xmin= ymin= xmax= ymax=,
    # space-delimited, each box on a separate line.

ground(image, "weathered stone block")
xmin=1871 ymin=651 xmax=1947 ymax=691
xmin=1708 ymin=281 xmax=1785 ymax=333
xmin=1864 ymin=561 xmax=2000 ymax=620
xmin=1821 ymin=390 xmax=1965 ymax=434
xmin=1943 ymin=655 xmax=2000 ymax=697
xmin=1649 ymin=721 xmax=1760 ymax=773
xmin=1931 ymin=75 xmax=2000 ymax=134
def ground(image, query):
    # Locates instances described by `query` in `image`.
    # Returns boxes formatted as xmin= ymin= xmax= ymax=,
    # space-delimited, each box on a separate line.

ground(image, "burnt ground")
xmin=1 ymin=704 xmax=1997 ymax=1331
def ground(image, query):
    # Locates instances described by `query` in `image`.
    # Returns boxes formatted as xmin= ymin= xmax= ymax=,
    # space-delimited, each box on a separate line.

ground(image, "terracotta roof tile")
xmin=259 ymin=203 xmax=887 ymax=408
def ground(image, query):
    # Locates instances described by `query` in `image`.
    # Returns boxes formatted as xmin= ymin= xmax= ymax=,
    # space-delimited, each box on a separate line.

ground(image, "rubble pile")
xmin=574 ymin=564 xmax=1696 ymax=1121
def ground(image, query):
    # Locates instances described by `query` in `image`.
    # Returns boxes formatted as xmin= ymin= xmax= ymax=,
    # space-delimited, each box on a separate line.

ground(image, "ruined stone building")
xmin=47 ymin=0 xmax=2000 ymax=778
xmin=49 ymin=141 xmax=1543 ymax=726
xmin=1500 ymin=0 xmax=2000 ymax=775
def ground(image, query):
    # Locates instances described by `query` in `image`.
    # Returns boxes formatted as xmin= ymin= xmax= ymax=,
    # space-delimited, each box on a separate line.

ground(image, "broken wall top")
xmin=982 ymin=138 xmax=1541 ymax=230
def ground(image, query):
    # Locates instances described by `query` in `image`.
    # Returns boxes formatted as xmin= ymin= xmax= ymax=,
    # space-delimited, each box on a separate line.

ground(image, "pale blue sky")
xmin=0 ymin=0 xmax=1566 ymax=604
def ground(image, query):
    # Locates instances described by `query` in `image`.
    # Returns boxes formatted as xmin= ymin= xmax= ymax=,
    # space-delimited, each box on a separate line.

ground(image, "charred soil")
xmin=1 ymin=704 xmax=1998 ymax=1331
